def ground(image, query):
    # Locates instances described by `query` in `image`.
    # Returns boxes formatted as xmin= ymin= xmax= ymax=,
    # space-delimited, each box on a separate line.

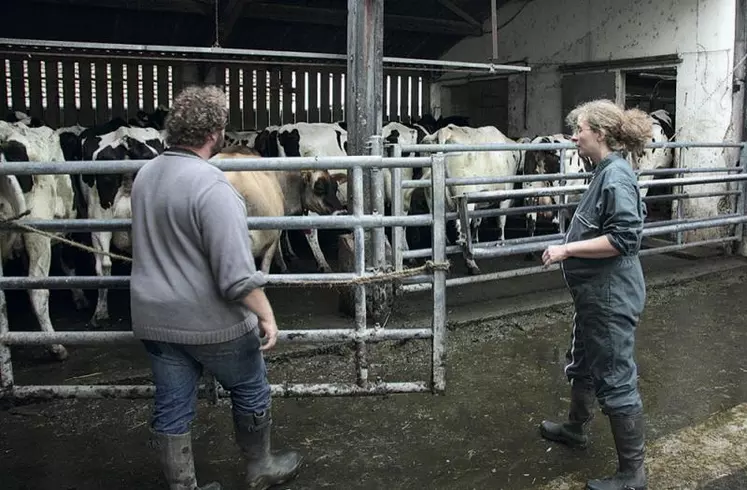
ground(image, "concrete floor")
xmin=1 ymin=251 xmax=747 ymax=489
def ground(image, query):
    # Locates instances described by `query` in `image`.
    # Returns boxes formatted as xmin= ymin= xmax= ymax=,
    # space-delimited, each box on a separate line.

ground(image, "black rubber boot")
xmin=586 ymin=412 xmax=647 ymax=490
xmin=151 ymin=431 xmax=223 ymax=490
xmin=539 ymin=382 xmax=596 ymax=449
xmin=233 ymin=410 xmax=303 ymax=490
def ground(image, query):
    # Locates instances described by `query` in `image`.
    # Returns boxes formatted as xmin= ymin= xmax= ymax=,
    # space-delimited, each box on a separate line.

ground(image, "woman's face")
xmin=571 ymin=117 xmax=604 ymax=162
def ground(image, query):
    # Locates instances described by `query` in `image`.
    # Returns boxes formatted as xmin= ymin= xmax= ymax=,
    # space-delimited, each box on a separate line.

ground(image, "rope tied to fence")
xmin=0 ymin=211 xmax=134 ymax=263
xmin=0 ymin=211 xmax=451 ymax=285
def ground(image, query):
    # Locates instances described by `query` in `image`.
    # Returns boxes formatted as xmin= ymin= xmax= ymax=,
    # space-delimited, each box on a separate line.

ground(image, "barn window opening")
xmin=123 ymin=65 xmax=129 ymax=111
xmin=40 ymin=61 xmax=47 ymax=109
xmin=4 ymin=60 xmax=10 ymax=109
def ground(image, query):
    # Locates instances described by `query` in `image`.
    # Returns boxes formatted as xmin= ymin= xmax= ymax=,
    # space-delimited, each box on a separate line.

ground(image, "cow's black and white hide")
xmin=256 ymin=122 xmax=349 ymax=273
xmin=79 ymin=124 xmax=165 ymax=327
xmin=0 ymin=121 xmax=82 ymax=360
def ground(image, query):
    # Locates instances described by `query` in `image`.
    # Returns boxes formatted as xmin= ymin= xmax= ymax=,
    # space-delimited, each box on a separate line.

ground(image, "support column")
xmin=338 ymin=0 xmax=392 ymax=325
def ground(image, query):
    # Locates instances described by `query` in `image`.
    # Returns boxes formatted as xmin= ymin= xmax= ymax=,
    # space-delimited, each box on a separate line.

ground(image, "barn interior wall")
xmin=440 ymin=0 xmax=739 ymax=239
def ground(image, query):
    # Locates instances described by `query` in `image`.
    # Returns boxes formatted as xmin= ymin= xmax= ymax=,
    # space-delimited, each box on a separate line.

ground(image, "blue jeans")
xmin=142 ymin=330 xmax=271 ymax=435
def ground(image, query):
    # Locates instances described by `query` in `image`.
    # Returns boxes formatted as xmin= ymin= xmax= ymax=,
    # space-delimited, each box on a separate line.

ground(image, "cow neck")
xmin=272 ymin=169 xmax=305 ymax=215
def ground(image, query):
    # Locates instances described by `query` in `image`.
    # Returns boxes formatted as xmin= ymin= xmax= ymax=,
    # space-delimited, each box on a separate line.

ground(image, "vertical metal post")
xmin=735 ymin=144 xmax=747 ymax=255
xmin=558 ymin=148 xmax=568 ymax=234
xmin=431 ymin=153 xmax=448 ymax=393
xmin=346 ymin=0 xmax=384 ymax=201
xmin=491 ymin=0 xmax=499 ymax=62
xmin=0 ymin=258 xmax=13 ymax=394
xmin=392 ymin=144 xmax=404 ymax=273
xmin=676 ymin=149 xmax=686 ymax=245
xmin=370 ymin=135 xmax=386 ymax=271
xmin=352 ymin=165 xmax=368 ymax=388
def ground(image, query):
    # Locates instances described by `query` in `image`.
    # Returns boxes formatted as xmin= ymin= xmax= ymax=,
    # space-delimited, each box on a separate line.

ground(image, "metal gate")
xmin=0 ymin=143 xmax=448 ymax=401
xmin=389 ymin=140 xmax=747 ymax=292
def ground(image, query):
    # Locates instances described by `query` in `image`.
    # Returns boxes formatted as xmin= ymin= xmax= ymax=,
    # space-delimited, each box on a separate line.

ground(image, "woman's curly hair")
xmin=566 ymin=99 xmax=653 ymax=157
xmin=164 ymin=85 xmax=228 ymax=148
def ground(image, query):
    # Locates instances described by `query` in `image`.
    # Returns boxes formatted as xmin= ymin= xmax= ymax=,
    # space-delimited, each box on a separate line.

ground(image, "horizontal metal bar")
xmin=638 ymin=236 xmax=739 ymax=256
xmin=641 ymin=174 xmax=747 ymax=188
xmin=401 ymin=236 xmax=740 ymax=293
xmin=401 ymin=264 xmax=561 ymax=291
xmin=0 ymin=328 xmax=432 ymax=345
xmin=0 ymin=156 xmax=431 ymax=175
xmin=402 ymin=142 xmax=577 ymax=153
xmin=402 ymin=173 xmax=591 ymax=189
xmin=400 ymin=141 xmax=746 ymax=153
xmin=403 ymin=245 xmax=462 ymax=260
xmin=0 ymin=272 xmax=412 ymax=289
xmin=462 ymin=174 xmax=747 ymax=203
xmin=401 ymin=166 xmax=743 ymax=190
xmin=3 ymin=382 xmax=431 ymax=400
xmin=463 ymin=184 xmax=589 ymax=202
xmin=471 ymin=215 xmax=747 ymax=259
xmin=383 ymin=55 xmax=531 ymax=72
xmin=642 ymin=214 xmax=738 ymax=229
xmin=638 ymin=166 xmax=744 ymax=176
xmin=643 ymin=190 xmax=741 ymax=203
xmin=0 ymin=37 xmax=526 ymax=74
xmin=0 ymin=214 xmax=433 ymax=233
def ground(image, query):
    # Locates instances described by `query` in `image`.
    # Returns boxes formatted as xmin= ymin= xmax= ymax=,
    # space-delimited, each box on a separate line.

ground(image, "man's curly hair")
xmin=164 ymin=85 xmax=228 ymax=147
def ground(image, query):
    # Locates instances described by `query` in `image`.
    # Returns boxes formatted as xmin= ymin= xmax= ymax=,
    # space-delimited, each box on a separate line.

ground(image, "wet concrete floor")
xmin=1 ymin=252 xmax=747 ymax=489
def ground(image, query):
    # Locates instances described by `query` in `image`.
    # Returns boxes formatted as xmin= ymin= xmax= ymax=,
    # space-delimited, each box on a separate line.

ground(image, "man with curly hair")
xmin=130 ymin=85 xmax=302 ymax=490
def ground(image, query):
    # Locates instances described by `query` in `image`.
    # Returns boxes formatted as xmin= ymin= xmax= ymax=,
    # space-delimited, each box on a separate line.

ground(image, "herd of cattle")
xmin=0 ymin=107 xmax=674 ymax=360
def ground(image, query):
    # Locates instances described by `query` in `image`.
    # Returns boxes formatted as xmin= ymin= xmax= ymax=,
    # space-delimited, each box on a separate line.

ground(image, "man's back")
xmin=130 ymin=149 xmax=265 ymax=345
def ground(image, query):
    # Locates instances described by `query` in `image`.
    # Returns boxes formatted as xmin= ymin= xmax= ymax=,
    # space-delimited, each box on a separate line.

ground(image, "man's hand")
xmin=258 ymin=317 xmax=279 ymax=351
xmin=542 ymin=244 xmax=569 ymax=266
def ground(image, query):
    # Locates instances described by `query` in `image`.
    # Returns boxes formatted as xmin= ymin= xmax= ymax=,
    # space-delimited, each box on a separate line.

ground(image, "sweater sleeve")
xmin=601 ymin=175 xmax=645 ymax=256
xmin=196 ymin=180 xmax=267 ymax=301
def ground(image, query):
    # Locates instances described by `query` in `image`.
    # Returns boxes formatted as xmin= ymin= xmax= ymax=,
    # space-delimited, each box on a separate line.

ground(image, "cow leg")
xmin=261 ymin=238 xmax=281 ymax=275
xmin=58 ymin=250 xmax=89 ymax=310
xmin=24 ymin=233 xmax=67 ymax=361
xmin=282 ymin=230 xmax=299 ymax=261
xmin=90 ymin=231 xmax=112 ymax=328
xmin=273 ymin=239 xmax=289 ymax=273
xmin=305 ymin=229 xmax=333 ymax=273
xmin=524 ymin=213 xmax=538 ymax=261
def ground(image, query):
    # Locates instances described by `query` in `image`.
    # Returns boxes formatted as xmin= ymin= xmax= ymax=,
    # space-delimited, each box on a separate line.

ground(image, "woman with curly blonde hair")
xmin=540 ymin=99 xmax=652 ymax=490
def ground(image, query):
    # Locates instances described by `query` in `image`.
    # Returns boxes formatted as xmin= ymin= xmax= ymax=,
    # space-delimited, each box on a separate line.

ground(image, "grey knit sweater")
xmin=129 ymin=148 xmax=266 ymax=344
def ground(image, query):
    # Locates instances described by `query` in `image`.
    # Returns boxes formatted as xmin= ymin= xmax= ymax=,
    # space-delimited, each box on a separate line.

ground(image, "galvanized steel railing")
xmin=390 ymin=140 xmax=747 ymax=293
xmin=0 ymin=144 xmax=449 ymax=401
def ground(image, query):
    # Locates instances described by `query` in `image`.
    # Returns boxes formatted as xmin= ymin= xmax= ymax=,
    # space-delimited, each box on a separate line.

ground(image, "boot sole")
xmin=539 ymin=423 xmax=589 ymax=450
xmin=248 ymin=457 xmax=304 ymax=490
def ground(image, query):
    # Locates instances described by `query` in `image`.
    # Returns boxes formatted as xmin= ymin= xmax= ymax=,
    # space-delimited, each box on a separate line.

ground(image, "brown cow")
xmin=213 ymin=146 xmax=345 ymax=274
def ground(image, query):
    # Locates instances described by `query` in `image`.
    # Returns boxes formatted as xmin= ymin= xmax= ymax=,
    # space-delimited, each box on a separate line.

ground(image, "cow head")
xmin=301 ymin=170 xmax=345 ymax=215
xmin=0 ymin=139 xmax=33 ymax=193
xmin=523 ymin=136 xmax=562 ymax=220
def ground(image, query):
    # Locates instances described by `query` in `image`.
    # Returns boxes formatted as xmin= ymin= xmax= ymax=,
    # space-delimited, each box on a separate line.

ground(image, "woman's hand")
xmin=542 ymin=244 xmax=570 ymax=266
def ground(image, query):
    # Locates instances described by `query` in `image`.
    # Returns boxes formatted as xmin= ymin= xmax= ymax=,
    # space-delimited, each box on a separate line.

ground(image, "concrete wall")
xmin=439 ymin=0 xmax=739 ymax=238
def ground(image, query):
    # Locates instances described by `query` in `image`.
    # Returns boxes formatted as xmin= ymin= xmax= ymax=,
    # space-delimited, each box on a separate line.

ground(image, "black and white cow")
xmin=78 ymin=122 xmax=165 ymax=326
xmin=419 ymin=124 xmax=524 ymax=274
xmin=0 ymin=121 xmax=83 ymax=360
xmin=522 ymin=134 xmax=592 ymax=236
xmin=256 ymin=122 xmax=349 ymax=273
xmin=225 ymin=130 xmax=261 ymax=149
xmin=630 ymin=109 xmax=675 ymax=196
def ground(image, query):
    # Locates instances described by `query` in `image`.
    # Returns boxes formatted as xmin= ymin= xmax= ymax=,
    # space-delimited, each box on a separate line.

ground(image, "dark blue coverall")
xmin=560 ymin=151 xmax=647 ymax=417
